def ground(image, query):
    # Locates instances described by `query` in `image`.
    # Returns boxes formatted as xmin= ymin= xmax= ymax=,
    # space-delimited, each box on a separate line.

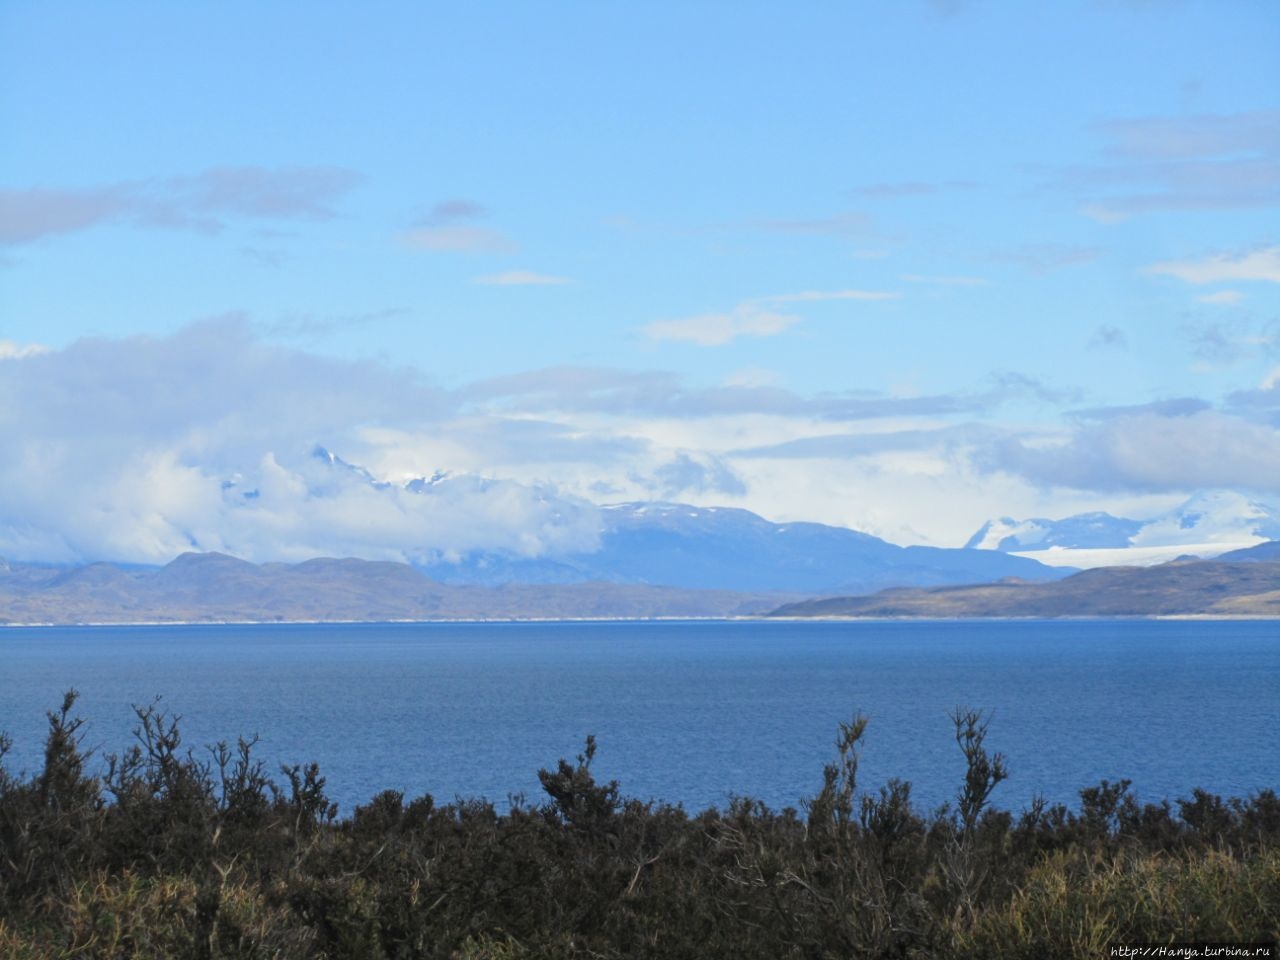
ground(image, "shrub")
xmin=0 ymin=694 xmax=1274 ymax=959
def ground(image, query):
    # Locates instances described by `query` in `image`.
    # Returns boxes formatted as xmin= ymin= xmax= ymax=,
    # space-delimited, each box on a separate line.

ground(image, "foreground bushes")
xmin=1 ymin=693 xmax=1277 ymax=959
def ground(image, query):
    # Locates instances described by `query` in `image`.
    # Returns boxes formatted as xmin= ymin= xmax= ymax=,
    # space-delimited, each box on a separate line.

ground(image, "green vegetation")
xmin=1 ymin=693 xmax=1277 ymax=958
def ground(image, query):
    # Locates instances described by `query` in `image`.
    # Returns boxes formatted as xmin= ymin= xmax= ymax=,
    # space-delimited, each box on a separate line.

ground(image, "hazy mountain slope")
xmin=0 ymin=496 xmax=1074 ymax=623
xmin=590 ymin=504 xmax=1067 ymax=592
xmin=1215 ymin=540 xmax=1280 ymax=563
xmin=285 ymin=454 xmax=1074 ymax=592
xmin=0 ymin=553 xmax=798 ymax=624
xmin=770 ymin=559 xmax=1280 ymax=618
xmin=421 ymin=502 xmax=1069 ymax=593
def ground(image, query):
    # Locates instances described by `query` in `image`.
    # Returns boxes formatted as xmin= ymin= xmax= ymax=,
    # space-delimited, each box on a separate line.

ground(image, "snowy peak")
xmin=599 ymin=501 xmax=880 ymax=542
xmin=966 ymin=491 xmax=1280 ymax=567
xmin=236 ymin=451 xmax=1063 ymax=592
xmin=404 ymin=470 xmax=449 ymax=493
xmin=1133 ymin=491 xmax=1280 ymax=547
xmin=964 ymin=513 xmax=1141 ymax=551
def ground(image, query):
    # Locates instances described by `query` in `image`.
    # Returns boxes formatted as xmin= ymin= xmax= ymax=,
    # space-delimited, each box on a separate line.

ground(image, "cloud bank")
xmin=401 ymin=200 xmax=516 ymax=254
xmin=643 ymin=290 xmax=898 ymax=346
xmin=0 ymin=167 xmax=362 ymax=245
xmin=1146 ymin=245 xmax=1280 ymax=285
xmin=473 ymin=270 xmax=570 ymax=286
xmin=644 ymin=303 xmax=800 ymax=346
xmin=1069 ymin=111 xmax=1280 ymax=221
xmin=3 ymin=319 xmax=1278 ymax=563
xmin=0 ymin=319 xmax=596 ymax=564
xmin=982 ymin=410 xmax=1280 ymax=494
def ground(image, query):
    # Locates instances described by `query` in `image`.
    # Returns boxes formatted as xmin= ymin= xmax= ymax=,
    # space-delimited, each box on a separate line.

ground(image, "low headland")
xmin=770 ymin=555 xmax=1280 ymax=619
xmin=2 ymin=548 xmax=1278 ymax=624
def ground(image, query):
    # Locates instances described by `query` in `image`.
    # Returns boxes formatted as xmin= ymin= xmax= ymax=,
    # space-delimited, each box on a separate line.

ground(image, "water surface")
xmin=1 ymin=620 xmax=1275 ymax=816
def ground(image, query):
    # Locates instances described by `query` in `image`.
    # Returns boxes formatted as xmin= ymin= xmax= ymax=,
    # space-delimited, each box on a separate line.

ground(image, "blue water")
xmin=0 ymin=620 xmax=1276 ymax=817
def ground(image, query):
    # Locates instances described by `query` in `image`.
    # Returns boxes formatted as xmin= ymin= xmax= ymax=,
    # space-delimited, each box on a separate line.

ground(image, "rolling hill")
xmin=0 ymin=552 xmax=797 ymax=624
xmin=770 ymin=557 xmax=1280 ymax=619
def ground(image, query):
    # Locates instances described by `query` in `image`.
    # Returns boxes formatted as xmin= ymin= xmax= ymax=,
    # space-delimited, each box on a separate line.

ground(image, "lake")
xmin=1 ymin=619 xmax=1276 ymax=817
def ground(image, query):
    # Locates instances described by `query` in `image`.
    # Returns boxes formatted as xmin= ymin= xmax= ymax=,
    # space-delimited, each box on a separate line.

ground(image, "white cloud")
xmin=404 ymin=199 xmax=517 ymax=254
xmin=981 ymin=411 xmax=1280 ymax=494
xmin=644 ymin=303 xmax=799 ymax=346
xmin=464 ymin=363 xmax=1050 ymax=421
xmin=1197 ymin=290 xmax=1245 ymax=306
xmin=722 ymin=367 xmax=783 ymax=388
xmin=644 ymin=289 xmax=898 ymax=346
xmin=0 ymin=340 xmax=49 ymax=359
xmin=1067 ymin=111 xmax=1280 ymax=220
xmin=1080 ymin=204 xmax=1128 ymax=225
xmin=0 ymin=318 xmax=598 ymax=564
xmin=1089 ymin=324 xmax=1128 ymax=349
xmin=651 ymin=451 xmax=746 ymax=498
xmin=852 ymin=180 xmax=975 ymax=197
xmin=1145 ymin=246 xmax=1280 ymax=284
xmin=755 ymin=211 xmax=869 ymax=235
xmin=1180 ymin=313 xmax=1278 ymax=365
xmin=421 ymin=199 xmax=485 ymax=222
xmin=6 ymin=319 xmax=1277 ymax=566
xmin=1097 ymin=111 xmax=1279 ymax=162
xmin=402 ymin=225 xmax=516 ymax=254
xmin=710 ymin=445 xmax=1032 ymax=547
xmin=901 ymin=274 xmax=987 ymax=287
xmin=763 ymin=289 xmax=899 ymax=303
xmin=0 ymin=320 xmax=1025 ymax=561
xmin=0 ymin=187 xmax=123 ymax=245
xmin=264 ymin=308 xmax=407 ymax=340
xmin=473 ymin=270 xmax=571 ymax=286
xmin=0 ymin=167 xmax=362 ymax=245
xmin=994 ymin=243 xmax=1101 ymax=274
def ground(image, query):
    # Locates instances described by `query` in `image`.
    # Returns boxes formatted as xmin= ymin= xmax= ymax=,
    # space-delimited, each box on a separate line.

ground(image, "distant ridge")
xmin=769 ymin=558 xmax=1280 ymax=619
xmin=964 ymin=491 xmax=1280 ymax=568
xmin=0 ymin=552 xmax=797 ymax=624
xmin=288 ymin=454 xmax=1070 ymax=593
xmin=217 ymin=452 xmax=1073 ymax=592
xmin=1215 ymin=540 xmax=1280 ymax=563
xmin=0 ymin=493 xmax=1084 ymax=624
xmin=8 ymin=548 xmax=1276 ymax=624
xmin=416 ymin=501 xmax=1070 ymax=593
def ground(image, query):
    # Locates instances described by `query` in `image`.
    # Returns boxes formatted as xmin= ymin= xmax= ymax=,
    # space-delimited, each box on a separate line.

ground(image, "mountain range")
xmin=5 ymin=462 xmax=1280 ymax=622
xmin=771 ymin=541 xmax=1280 ymax=619
xmin=964 ymin=490 xmax=1280 ymax=568
xmin=0 ymin=552 xmax=797 ymax=624
xmin=0 ymin=499 xmax=1078 ymax=623
xmin=419 ymin=502 xmax=1069 ymax=594
xmin=5 ymin=541 xmax=1277 ymax=624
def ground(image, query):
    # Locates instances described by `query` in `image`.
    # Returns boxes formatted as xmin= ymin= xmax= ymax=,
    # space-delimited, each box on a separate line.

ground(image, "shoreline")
xmin=3 ymin=613 xmax=1278 ymax=627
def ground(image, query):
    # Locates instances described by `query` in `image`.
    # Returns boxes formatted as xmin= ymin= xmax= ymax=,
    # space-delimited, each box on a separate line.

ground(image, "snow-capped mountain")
xmin=965 ymin=513 xmax=1143 ymax=552
xmin=416 ymin=500 xmax=1069 ymax=594
xmin=206 ymin=449 xmax=1078 ymax=594
xmin=241 ymin=451 xmax=1069 ymax=593
xmin=965 ymin=491 xmax=1280 ymax=568
xmin=1131 ymin=490 xmax=1280 ymax=546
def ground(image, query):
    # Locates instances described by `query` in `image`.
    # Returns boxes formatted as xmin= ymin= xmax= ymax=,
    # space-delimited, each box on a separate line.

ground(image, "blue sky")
xmin=2 ymin=0 xmax=1278 ymax=564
